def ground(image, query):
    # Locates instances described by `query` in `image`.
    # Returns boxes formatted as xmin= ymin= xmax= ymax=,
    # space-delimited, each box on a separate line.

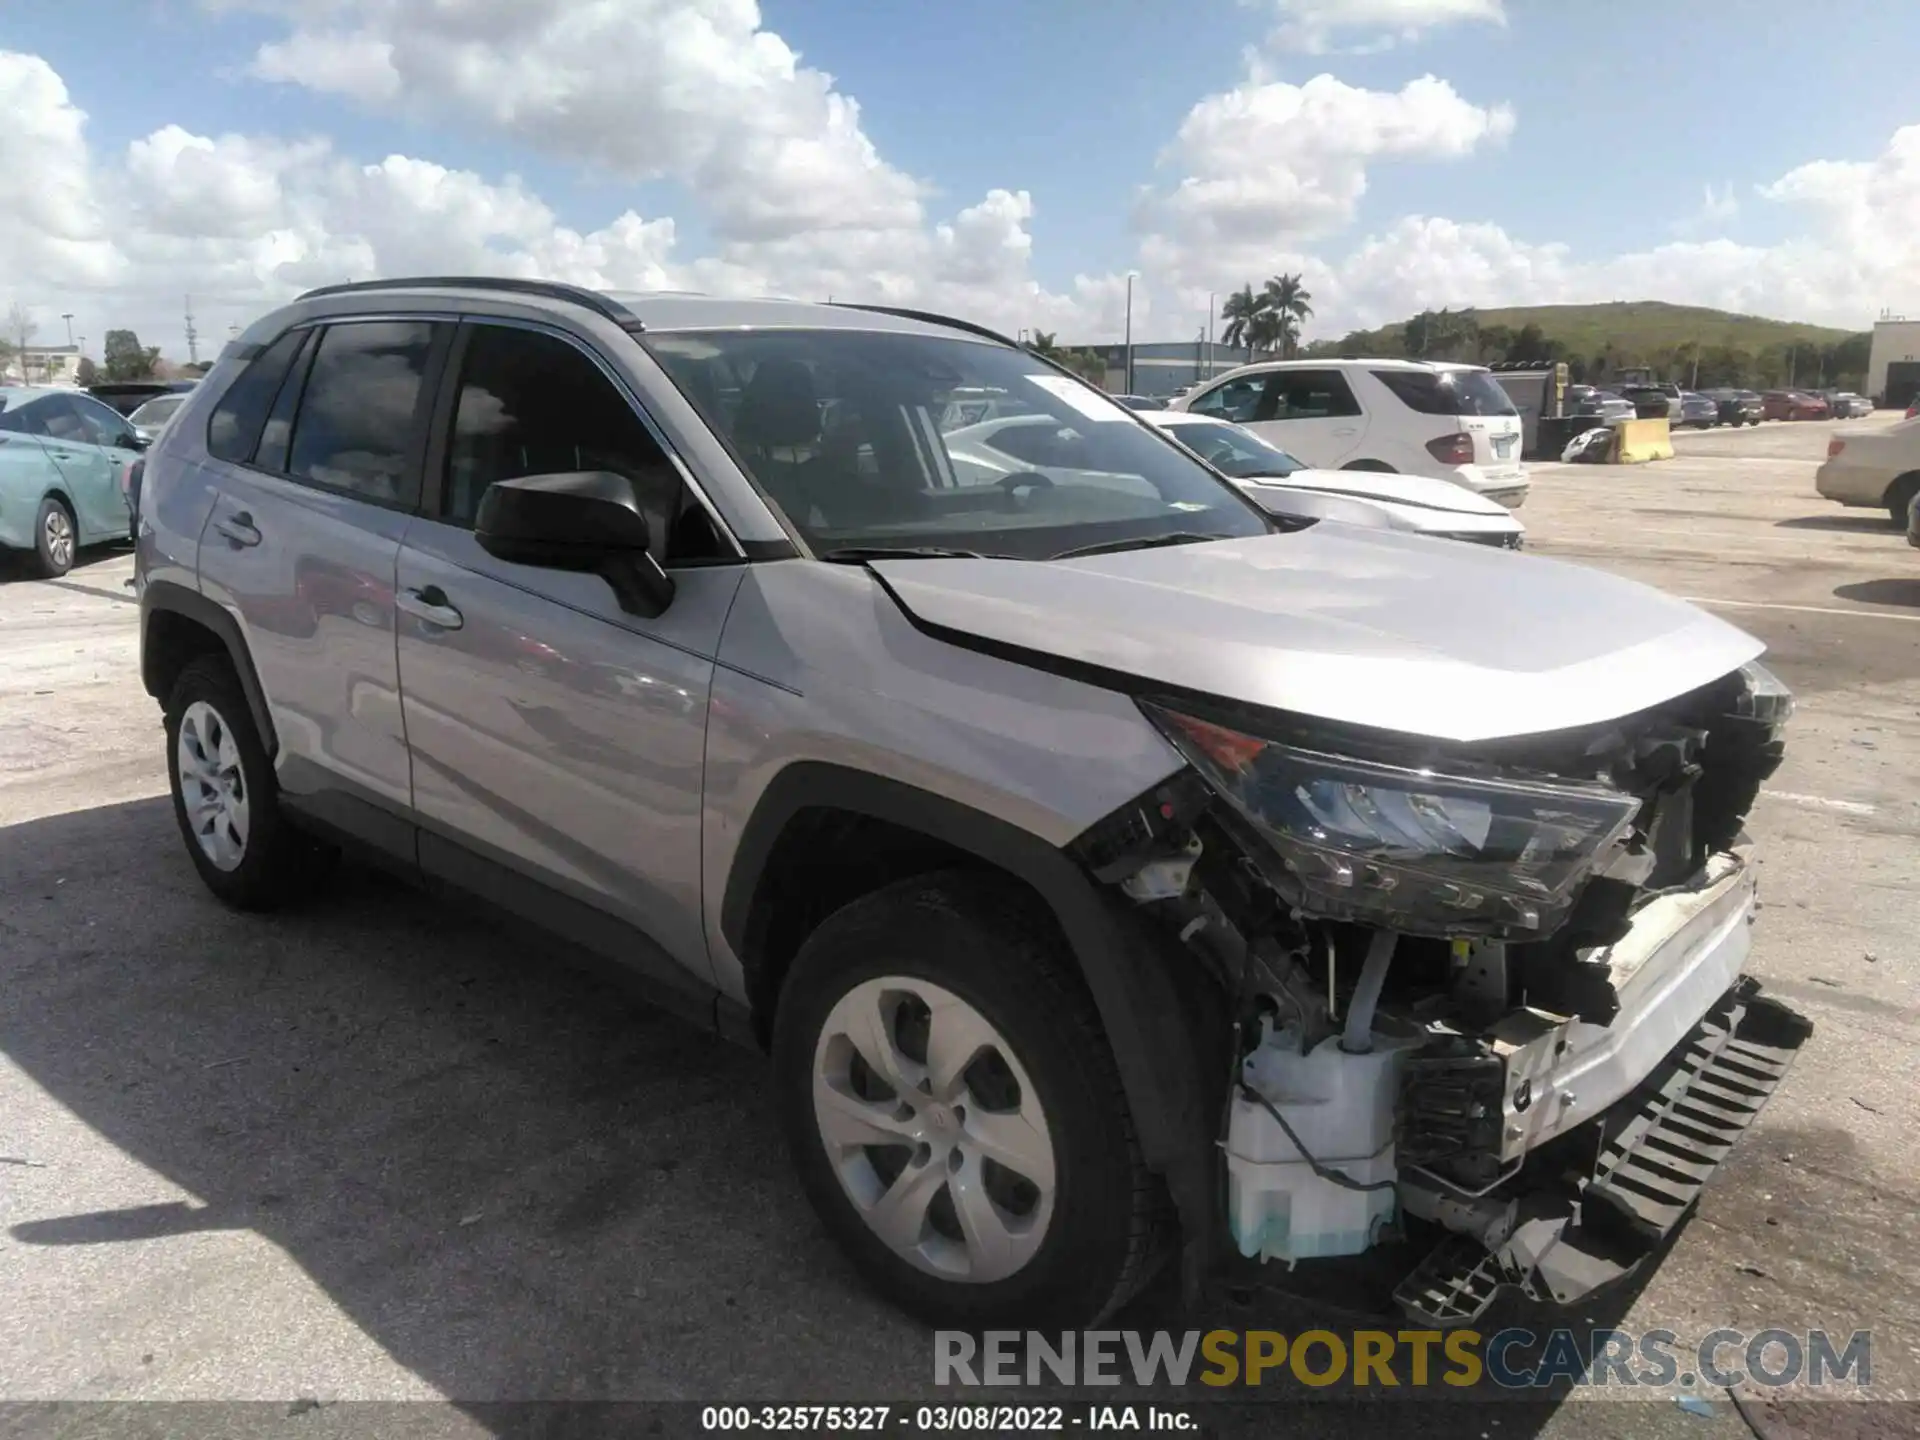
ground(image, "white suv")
xmin=1171 ymin=358 xmax=1529 ymax=508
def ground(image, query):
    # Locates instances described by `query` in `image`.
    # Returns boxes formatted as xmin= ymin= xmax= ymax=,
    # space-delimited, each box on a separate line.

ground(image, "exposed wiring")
xmin=1235 ymin=1081 xmax=1398 ymax=1194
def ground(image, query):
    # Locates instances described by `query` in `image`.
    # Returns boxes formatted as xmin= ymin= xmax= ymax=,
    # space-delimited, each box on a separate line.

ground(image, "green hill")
xmin=1465 ymin=301 xmax=1852 ymax=355
xmin=1302 ymin=300 xmax=1868 ymax=390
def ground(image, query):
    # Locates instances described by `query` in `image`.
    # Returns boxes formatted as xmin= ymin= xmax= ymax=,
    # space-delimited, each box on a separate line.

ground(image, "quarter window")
xmin=441 ymin=324 xmax=727 ymax=562
xmin=286 ymin=321 xmax=436 ymax=507
xmin=207 ymin=327 xmax=310 ymax=464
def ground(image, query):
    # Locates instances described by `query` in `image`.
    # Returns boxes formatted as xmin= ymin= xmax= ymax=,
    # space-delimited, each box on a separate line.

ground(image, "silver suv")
xmin=135 ymin=279 xmax=1810 ymax=1329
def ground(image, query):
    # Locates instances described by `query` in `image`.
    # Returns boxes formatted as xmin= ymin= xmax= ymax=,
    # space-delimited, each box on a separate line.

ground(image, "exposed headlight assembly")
xmin=1728 ymin=660 xmax=1794 ymax=726
xmin=1141 ymin=702 xmax=1641 ymax=939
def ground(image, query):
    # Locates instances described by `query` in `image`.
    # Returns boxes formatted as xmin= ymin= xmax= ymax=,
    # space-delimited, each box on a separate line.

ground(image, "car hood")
xmin=1236 ymin=467 xmax=1510 ymax=517
xmin=870 ymin=529 xmax=1763 ymax=743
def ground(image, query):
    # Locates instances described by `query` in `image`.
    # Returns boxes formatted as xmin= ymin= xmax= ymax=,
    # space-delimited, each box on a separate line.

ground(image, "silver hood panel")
xmin=871 ymin=529 xmax=1764 ymax=743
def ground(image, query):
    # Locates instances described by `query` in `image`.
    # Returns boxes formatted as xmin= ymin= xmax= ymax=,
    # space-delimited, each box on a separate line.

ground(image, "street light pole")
xmin=1124 ymin=274 xmax=1134 ymax=395
xmin=62 ymin=313 xmax=74 ymax=347
xmin=1206 ymin=292 xmax=1215 ymax=377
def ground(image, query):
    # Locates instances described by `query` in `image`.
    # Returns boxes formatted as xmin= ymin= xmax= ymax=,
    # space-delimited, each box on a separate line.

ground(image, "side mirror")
xmin=474 ymin=470 xmax=676 ymax=618
xmin=122 ymin=432 xmax=149 ymax=452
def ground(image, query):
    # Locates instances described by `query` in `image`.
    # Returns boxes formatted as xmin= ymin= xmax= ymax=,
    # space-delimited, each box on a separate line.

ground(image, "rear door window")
xmin=1371 ymin=369 xmax=1517 ymax=417
xmin=284 ymin=321 xmax=438 ymax=508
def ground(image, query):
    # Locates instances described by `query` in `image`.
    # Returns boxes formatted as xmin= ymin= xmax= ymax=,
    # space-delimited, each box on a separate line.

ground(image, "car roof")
xmin=1144 ymin=410 xmax=1229 ymax=427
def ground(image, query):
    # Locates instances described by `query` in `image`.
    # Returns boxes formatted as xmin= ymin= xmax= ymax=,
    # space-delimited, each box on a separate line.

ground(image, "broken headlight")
xmin=1729 ymin=659 xmax=1794 ymax=726
xmin=1141 ymin=702 xmax=1641 ymax=939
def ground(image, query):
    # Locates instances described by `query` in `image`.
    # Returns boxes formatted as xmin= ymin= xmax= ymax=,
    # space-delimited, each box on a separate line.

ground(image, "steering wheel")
xmin=997 ymin=470 xmax=1055 ymax=495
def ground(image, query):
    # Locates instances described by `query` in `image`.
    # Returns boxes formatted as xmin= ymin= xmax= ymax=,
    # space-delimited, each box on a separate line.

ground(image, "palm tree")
xmin=1028 ymin=330 xmax=1059 ymax=356
xmin=1220 ymin=285 xmax=1261 ymax=359
xmin=1261 ymin=273 xmax=1314 ymax=358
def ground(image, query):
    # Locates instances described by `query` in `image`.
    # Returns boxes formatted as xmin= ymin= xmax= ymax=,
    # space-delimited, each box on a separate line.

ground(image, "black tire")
xmin=30 ymin=495 xmax=76 ymax=579
xmin=164 ymin=655 xmax=315 ymax=909
xmin=1342 ymin=459 xmax=1396 ymax=473
xmin=1886 ymin=474 xmax=1920 ymax=528
xmin=772 ymin=870 xmax=1166 ymax=1329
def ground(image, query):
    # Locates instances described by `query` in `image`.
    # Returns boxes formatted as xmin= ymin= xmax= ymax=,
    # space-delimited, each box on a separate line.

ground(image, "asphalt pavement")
xmin=1 ymin=417 xmax=1915 ymax=1438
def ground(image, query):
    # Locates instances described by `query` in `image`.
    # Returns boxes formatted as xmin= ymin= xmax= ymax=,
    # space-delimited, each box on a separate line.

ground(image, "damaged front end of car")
xmin=1072 ymin=659 xmax=1812 ymax=1324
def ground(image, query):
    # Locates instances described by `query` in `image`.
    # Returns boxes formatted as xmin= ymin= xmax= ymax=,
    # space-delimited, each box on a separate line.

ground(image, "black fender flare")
xmin=140 ymin=578 xmax=278 ymax=755
xmin=722 ymin=762 xmax=1215 ymax=1249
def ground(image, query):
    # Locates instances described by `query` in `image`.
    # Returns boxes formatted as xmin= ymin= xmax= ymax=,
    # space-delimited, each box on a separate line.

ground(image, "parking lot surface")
xmin=2 ymin=417 xmax=1915 ymax=1436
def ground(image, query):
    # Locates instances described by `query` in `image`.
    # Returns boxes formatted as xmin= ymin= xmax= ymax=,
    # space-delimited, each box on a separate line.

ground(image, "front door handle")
xmin=398 ymin=585 xmax=464 ymax=631
xmin=213 ymin=510 xmax=261 ymax=547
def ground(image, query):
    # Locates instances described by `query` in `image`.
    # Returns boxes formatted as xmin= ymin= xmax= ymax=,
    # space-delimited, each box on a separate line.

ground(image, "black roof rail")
xmin=832 ymin=302 xmax=1023 ymax=350
xmin=295 ymin=276 xmax=634 ymax=326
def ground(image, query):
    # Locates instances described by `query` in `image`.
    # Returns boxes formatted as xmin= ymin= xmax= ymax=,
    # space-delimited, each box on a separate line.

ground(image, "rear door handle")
xmin=398 ymin=585 xmax=464 ymax=631
xmin=213 ymin=510 xmax=261 ymax=547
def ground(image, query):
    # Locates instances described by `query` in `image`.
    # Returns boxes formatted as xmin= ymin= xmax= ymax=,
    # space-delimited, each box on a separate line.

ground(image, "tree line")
xmin=1301 ymin=306 xmax=1873 ymax=392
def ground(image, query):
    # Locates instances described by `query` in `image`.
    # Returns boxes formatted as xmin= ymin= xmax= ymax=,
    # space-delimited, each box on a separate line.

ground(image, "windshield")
xmin=645 ymin=328 xmax=1273 ymax=559
xmin=1157 ymin=419 xmax=1304 ymax=478
xmin=1371 ymin=368 xmax=1518 ymax=417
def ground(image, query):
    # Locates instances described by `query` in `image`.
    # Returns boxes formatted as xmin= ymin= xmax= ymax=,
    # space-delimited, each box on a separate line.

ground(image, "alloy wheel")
xmin=176 ymin=700 xmax=250 ymax=871
xmin=43 ymin=507 xmax=74 ymax=571
xmin=812 ymin=977 xmax=1056 ymax=1284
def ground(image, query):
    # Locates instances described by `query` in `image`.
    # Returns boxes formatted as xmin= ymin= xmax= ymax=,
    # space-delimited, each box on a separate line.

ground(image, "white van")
xmin=1170 ymin=358 xmax=1529 ymax=507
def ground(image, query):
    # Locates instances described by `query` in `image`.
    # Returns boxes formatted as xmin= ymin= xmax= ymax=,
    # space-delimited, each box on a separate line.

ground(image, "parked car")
xmin=1618 ymin=385 xmax=1681 ymax=421
xmin=1837 ymin=393 xmax=1874 ymax=418
xmin=1815 ymin=416 xmax=1920 ymax=523
xmin=1112 ymin=394 xmax=1168 ymax=411
xmin=0 ymin=386 xmax=142 ymax=576
xmin=1142 ymin=411 xmax=1525 ymax=548
xmin=1703 ymin=388 xmax=1763 ymax=426
xmin=1678 ymin=392 xmax=1718 ymax=429
xmin=1564 ymin=385 xmax=1636 ymax=424
xmin=138 ymin=279 xmax=1807 ymax=1330
xmin=1172 ymin=358 xmax=1528 ymax=507
xmin=1905 ymin=397 xmax=1919 ymax=420
xmin=1762 ymin=390 xmax=1829 ymax=421
xmin=87 ymin=379 xmax=195 ymax=417
xmin=128 ymin=392 xmax=190 ymax=444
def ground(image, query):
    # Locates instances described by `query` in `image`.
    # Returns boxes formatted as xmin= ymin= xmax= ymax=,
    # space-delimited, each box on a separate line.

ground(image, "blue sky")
xmin=4 ymin=1 xmax=1919 ymax=353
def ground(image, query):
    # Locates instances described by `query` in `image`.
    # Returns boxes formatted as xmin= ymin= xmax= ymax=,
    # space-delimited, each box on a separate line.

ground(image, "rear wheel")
xmin=772 ymin=870 xmax=1165 ymax=1329
xmin=1342 ymin=459 xmax=1396 ymax=473
xmin=164 ymin=656 xmax=317 ymax=909
xmin=30 ymin=496 xmax=76 ymax=579
xmin=1886 ymin=474 xmax=1920 ymax=528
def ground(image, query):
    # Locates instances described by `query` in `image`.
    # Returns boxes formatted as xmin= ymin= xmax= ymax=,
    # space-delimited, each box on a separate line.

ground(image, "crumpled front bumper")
xmin=1396 ymin=975 xmax=1811 ymax=1325
xmin=1389 ymin=850 xmax=1812 ymax=1324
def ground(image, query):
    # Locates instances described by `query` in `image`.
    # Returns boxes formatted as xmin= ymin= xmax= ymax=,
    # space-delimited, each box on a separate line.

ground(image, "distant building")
xmin=1063 ymin=340 xmax=1264 ymax=397
xmin=1866 ymin=318 xmax=1920 ymax=408
xmin=2 ymin=344 xmax=82 ymax=386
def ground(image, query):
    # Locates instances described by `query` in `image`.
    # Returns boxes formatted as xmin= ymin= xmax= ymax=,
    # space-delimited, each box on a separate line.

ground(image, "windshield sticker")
xmin=1025 ymin=374 xmax=1131 ymax=421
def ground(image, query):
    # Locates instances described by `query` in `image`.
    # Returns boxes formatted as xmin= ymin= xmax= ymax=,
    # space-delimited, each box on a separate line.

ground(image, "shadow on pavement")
xmin=0 ymin=797 xmax=1732 ymax=1437
xmin=1773 ymin=515 xmax=1898 ymax=534
xmin=1833 ymin=579 xmax=1920 ymax=609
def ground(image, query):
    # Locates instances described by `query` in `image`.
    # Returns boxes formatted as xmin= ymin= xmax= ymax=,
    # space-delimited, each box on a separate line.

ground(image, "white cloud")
xmin=1141 ymin=73 xmax=1515 ymax=296
xmin=245 ymin=0 xmax=924 ymax=242
xmin=1262 ymin=0 xmax=1506 ymax=54
xmin=1673 ymin=181 xmax=1740 ymax=237
xmin=6 ymin=13 xmax=1920 ymax=367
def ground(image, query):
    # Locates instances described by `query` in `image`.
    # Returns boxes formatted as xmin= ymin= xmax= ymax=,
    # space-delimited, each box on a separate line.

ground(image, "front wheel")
xmin=772 ymin=871 xmax=1165 ymax=1329
xmin=30 ymin=496 xmax=76 ymax=578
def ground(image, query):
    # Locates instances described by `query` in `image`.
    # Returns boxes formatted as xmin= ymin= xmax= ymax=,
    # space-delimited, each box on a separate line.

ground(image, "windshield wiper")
xmin=1049 ymin=531 xmax=1234 ymax=560
xmin=816 ymin=545 xmax=987 ymax=563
